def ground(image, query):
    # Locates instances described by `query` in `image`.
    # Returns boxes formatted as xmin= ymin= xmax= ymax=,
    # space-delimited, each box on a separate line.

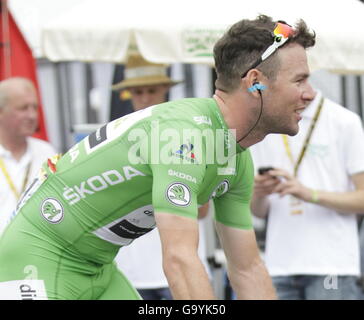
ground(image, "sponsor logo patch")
xmin=168 ymin=169 xmax=197 ymax=184
xmin=166 ymin=183 xmax=191 ymax=206
xmin=170 ymin=143 xmax=197 ymax=163
xmin=40 ymin=198 xmax=64 ymax=224
xmin=193 ymin=116 xmax=212 ymax=126
xmin=93 ymin=205 xmax=155 ymax=246
xmin=211 ymin=179 xmax=229 ymax=199
xmin=62 ymin=166 xmax=145 ymax=205
xmin=0 ymin=279 xmax=48 ymax=300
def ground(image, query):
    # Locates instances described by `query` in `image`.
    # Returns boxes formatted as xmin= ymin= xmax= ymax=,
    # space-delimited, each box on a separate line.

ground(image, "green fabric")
xmin=0 ymin=98 xmax=254 ymax=299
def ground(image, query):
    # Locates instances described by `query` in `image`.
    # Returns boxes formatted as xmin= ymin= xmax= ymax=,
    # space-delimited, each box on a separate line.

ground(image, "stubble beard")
xmin=262 ymin=113 xmax=299 ymax=136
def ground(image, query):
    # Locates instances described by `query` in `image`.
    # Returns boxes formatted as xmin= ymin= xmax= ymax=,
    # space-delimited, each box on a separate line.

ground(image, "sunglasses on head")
xmin=241 ymin=21 xmax=295 ymax=78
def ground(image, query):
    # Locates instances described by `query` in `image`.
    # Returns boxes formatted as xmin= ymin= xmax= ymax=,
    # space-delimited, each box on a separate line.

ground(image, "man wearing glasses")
xmin=0 ymin=15 xmax=315 ymax=300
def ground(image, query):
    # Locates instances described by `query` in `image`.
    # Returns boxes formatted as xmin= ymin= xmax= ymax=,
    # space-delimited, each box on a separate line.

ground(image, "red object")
xmin=0 ymin=1 xmax=49 ymax=141
xmin=47 ymin=158 xmax=56 ymax=173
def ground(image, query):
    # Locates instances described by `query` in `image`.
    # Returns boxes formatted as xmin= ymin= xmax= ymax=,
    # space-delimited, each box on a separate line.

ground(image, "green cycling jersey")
xmin=0 ymin=98 xmax=254 ymax=299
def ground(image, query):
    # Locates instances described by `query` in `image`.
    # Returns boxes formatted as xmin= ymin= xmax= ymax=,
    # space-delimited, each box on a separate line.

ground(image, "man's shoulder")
xmin=161 ymin=97 xmax=212 ymax=108
xmin=152 ymin=98 xmax=217 ymax=128
xmin=28 ymin=137 xmax=57 ymax=154
xmin=236 ymin=149 xmax=254 ymax=173
xmin=154 ymin=98 xmax=214 ymax=116
xmin=324 ymin=98 xmax=361 ymax=124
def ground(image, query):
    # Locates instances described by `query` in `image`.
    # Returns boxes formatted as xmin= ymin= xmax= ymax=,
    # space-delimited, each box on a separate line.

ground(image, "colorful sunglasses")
xmin=241 ymin=21 xmax=295 ymax=78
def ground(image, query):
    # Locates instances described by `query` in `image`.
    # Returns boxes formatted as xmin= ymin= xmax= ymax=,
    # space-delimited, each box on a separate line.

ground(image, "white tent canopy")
xmin=38 ymin=0 xmax=364 ymax=73
xmin=8 ymin=0 xmax=86 ymax=58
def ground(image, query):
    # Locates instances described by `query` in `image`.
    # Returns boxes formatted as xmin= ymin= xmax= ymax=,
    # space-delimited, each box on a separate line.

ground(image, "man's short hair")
xmin=213 ymin=15 xmax=316 ymax=92
xmin=0 ymin=77 xmax=36 ymax=109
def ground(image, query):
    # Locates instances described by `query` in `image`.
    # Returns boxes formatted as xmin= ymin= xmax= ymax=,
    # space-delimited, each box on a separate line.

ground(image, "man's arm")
xmin=272 ymin=169 xmax=364 ymax=214
xmin=251 ymin=172 xmax=281 ymax=218
xmin=215 ymin=222 xmax=277 ymax=299
xmin=198 ymin=202 xmax=210 ymax=219
xmin=155 ymin=211 xmax=215 ymax=299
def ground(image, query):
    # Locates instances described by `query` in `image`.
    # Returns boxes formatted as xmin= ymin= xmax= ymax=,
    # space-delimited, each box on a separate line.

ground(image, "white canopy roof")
xmin=10 ymin=0 xmax=364 ymax=73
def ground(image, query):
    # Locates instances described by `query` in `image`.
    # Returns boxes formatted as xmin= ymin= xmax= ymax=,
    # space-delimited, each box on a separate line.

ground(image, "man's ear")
xmin=244 ymin=69 xmax=266 ymax=95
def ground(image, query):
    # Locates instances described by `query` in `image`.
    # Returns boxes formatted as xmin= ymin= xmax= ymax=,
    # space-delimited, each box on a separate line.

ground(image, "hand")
xmin=254 ymin=170 xmax=281 ymax=198
xmin=269 ymin=168 xmax=312 ymax=202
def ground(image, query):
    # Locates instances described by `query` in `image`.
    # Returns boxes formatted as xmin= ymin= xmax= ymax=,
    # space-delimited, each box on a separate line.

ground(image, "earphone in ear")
xmin=248 ymin=82 xmax=266 ymax=93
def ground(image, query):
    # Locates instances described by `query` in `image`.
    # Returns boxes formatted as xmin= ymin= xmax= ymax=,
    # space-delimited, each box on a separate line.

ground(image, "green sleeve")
xmin=213 ymin=150 xmax=254 ymax=229
xmin=149 ymin=120 xmax=206 ymax=219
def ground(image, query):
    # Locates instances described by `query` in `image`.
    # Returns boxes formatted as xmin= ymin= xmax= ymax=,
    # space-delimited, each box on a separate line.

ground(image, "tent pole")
xmin=55 ymin=62 xmax=73 ymax=152
xmin=341 ymin=75 xmax=347 ymax=107
xmin=356 ymin=75 xmax=363 ymax=120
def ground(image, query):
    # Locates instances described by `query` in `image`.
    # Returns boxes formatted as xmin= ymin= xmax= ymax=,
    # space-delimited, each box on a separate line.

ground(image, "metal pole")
xmin=55 ymin=62 xmax=73 ymax=152
xmin=341 ymin=75 xmax=347 ymax=107
xmin=85 ymin=63 xmax=97 ymax=123
xmin=356 ymin=75 xmax=363 ymax=120
xmin=184 ymin=64 xmax=194 ymax=97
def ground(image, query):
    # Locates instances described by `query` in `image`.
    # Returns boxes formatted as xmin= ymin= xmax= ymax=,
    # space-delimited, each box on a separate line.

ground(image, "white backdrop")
xmin=8 ymin=0 xmax=364 ymax=73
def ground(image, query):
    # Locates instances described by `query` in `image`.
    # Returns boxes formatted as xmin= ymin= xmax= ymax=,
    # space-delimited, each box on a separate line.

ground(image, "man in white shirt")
xmin=112 ymin=55 xmax=210 ymax=300
xmin=250 ymin=90 xmax=364 ymax=299
xmin=0 ymin=77 xmax=57 ymax=236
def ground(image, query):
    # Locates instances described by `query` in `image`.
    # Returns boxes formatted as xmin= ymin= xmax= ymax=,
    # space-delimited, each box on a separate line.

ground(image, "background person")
xmin=0 ymin=77 xmax=56 ymax=236
xmin=113 ymin=54 xmax=210 ymax=300
xmin=250 ymin=90 xmax=364 ymax=299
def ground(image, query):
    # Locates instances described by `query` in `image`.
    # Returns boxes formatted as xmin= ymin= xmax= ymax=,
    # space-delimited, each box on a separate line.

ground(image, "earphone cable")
xmin=237 ymin=91 xmax=264 ymax=143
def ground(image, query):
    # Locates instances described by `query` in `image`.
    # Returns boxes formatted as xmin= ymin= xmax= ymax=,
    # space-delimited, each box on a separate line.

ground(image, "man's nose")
xmin=140 ymin=93 xmax=152 ymax=103
xmin=302 ymin=82 xmax=315 ymax=102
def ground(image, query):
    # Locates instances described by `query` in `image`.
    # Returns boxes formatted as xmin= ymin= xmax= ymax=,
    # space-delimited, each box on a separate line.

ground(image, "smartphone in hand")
xmin=258 ymin=166 xmax=274 ymax=175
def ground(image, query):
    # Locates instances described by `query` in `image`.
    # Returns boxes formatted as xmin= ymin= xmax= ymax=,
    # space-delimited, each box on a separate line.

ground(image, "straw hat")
xmin=112 ymin=55 xmax=181 ymax=90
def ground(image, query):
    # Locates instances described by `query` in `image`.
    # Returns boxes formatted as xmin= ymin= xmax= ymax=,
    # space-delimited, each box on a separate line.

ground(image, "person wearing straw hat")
xmin=111 ymin=54 xmax=181 ymax=112
xmin=113 ymin=54 xmax=210 ymax=300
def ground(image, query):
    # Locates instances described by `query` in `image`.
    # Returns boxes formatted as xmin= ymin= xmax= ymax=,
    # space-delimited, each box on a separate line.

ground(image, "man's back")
xmin=1 ymin=98 xmax=251 ymax=266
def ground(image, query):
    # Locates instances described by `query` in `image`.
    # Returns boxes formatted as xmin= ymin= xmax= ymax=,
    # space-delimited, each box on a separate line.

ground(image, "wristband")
xmin=311 ymin=189 xmax=319 ymax=203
